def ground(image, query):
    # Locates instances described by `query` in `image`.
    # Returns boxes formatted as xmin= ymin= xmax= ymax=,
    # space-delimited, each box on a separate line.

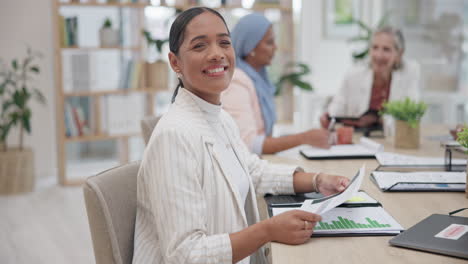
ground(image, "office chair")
xmin=140 ymin=116 xmax=161 ymax=145
xmin=83 ymin=161 xmax=140 ymax=264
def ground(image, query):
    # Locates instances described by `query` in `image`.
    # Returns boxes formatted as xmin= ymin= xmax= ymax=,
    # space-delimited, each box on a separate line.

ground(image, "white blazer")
xmin=328 ymin=60 xmax=421 ymax=117
xmin=132 ymin=88 xmax=297 ymax=264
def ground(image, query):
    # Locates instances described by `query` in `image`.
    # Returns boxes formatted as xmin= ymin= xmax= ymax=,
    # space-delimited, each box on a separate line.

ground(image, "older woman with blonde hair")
xmin=320 ymin=26 xmax=420 ymax=129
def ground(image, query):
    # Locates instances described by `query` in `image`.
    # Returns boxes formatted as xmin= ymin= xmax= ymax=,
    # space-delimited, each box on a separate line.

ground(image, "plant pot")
xmin=466 ymin=163 xmax=468 ymax=199
xmin=146 ymin=60 xmax=169 ymax=91
xmin=394 ymin=120 xmax=420 ymax=149
xmin=99 ymin=28 xmax=119 ymax=47
xmin=0 ymin=148 xmax=34 ymax=195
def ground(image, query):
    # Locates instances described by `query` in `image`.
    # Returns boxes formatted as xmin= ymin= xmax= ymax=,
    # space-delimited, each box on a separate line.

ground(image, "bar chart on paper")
xmin=314 ymin=207 xmax=403 ymax=235
xmin=272 ymin=206 xmax=404 ymax=235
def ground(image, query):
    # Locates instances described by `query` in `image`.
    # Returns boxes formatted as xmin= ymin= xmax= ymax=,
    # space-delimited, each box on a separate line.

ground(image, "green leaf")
xmin=348 ymin=35 xmax=370 ymax=43
xmin=456 ymin=127 xmax=468 ymax=150
xmin=33 ymin=89 xmax=46 ymax=104
xmin=12 ymin=59 xmax=18 ymax=70
xmin=275 ymin=62 xmax=313 ymax=95
xmin=291 ymin=79 xmax=313 ymax=91
xmin=352 ymin=49 xmax=369 ymax=60
xmin=380 ymin=97 xmax=427 ymax=127
xmin=22 ymin=108 xmax=31 ymax=133
xmin=155 ymin=39 xmax=169 ymax=54
xmin=30 ymin=66 xmax=40 ymax=73
xmin=355 ymin=19 xmax=372 ymax=33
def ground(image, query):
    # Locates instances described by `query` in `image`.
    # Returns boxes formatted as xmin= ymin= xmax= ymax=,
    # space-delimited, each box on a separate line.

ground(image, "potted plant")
xmin=380 ymin=97 xmax=427 ymax=149
xmin=456 ymin=127 xmax=468 ymax=198
xmin=99 ymin=17 xmax=119 ymax=47
xmin=0 ymin=48 xmax=45 ymax=194
xmin=142 ymin=30 xmax=169 ymax=90
xmin=275 ymin=62 xmax=313 ymax=122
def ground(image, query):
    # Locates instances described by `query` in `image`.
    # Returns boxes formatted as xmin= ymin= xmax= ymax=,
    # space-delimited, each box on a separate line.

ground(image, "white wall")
xmin=0 ymin=0 xmax=57 ymax=186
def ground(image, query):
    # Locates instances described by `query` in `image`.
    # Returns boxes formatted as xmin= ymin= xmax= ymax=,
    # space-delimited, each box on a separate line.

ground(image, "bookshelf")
xmin=52 ymin=0 xmax=295 ymax=185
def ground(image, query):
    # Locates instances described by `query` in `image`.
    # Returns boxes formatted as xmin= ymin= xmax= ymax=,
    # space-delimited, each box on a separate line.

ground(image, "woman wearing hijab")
xmin=222 ymin=13 xmax=330 ymax=155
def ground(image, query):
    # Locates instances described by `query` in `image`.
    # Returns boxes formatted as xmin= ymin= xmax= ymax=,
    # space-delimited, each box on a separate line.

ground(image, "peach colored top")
xmin=222 ymin=68 xmax=266 ymax=154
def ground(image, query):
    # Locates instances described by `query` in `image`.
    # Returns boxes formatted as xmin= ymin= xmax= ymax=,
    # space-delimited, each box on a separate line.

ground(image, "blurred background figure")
xmin=223 ymin=13 xmax=330 ymax=154
xmin=320 ymin=26 xmax=420 ymax=130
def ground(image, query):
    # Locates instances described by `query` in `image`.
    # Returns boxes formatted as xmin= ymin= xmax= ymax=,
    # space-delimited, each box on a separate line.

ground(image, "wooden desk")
xmin=264 ymin=125 xmax=468 ymax=264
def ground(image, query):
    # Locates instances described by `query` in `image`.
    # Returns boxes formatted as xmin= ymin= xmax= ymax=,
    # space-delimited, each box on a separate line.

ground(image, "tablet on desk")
xmin=328 ymin=116 xmax=360 ymax=122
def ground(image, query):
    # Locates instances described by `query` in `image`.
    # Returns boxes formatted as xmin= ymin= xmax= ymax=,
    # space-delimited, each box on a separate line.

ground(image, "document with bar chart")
xmin=272 ymin=206 xmax=404 ymax=236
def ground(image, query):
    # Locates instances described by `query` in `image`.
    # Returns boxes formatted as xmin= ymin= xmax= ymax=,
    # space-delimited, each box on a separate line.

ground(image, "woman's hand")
xmin=266 ymin=210 xmax=322 ymax=245
xmin=316 ymin=174 xmax=350 ymax=196
xmin=302 ymin=129 xmax=330 ymax=149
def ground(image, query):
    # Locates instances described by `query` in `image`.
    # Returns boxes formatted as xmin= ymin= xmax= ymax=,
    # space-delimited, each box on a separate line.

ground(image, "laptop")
xmin=389 ymin=214 xmax=468 ymax=259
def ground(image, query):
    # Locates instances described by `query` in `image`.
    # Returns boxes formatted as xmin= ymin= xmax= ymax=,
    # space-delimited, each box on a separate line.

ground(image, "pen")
xmin=328 ymin=117 xmax=336 ymax=145
xmin=328 ymin=117 xmax=336 ymax=131
xmin=270 ymin=203 xmax=303 ymax=207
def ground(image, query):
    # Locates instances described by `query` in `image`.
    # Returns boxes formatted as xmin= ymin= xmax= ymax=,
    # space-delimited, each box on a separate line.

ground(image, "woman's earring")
xmin=176 ymin=72 xmax=182 ymax=78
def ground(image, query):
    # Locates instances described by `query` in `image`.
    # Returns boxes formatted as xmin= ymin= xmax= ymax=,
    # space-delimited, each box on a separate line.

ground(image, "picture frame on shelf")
xmin=322 ymin=0 xmax=363 ymax=39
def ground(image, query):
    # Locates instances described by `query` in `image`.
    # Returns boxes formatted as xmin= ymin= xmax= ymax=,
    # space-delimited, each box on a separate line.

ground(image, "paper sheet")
xmin=300 ymin=165 xmax=365 ymax=215
xmin=301 ymin=137 xmax=383 ymax=158
xmin=376 ymin=152 xmax=466 ymax=166
xmin=272 ymin=207 xmax=403 ymax=234
xmin=371 ymin=171 xmax=466 ymax=190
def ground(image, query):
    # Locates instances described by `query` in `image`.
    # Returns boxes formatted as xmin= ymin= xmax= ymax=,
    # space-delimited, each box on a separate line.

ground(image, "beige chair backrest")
xmin=140 ymin=116 xmax=161 ymax=145
xmin=83 ymin=161 xmax=140 ymax=264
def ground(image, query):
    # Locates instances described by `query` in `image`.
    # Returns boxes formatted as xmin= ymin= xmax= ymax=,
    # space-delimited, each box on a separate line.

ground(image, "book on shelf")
xmin=63 ymin=51 xmax=122 ymax=92
xmin=100 ymin=93 xmax=145 ymax=135
xmin=119 ymin=58 xmax=145 ymax=89
xmin=65 ymin=100 xmax=91 ymax=137
xmin=60 ymin=16 xmax=79 ymax=47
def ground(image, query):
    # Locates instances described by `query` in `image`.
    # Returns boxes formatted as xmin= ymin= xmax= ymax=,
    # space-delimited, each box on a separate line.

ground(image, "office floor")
xmin=0 ymin=186 xmax=94 ymax=264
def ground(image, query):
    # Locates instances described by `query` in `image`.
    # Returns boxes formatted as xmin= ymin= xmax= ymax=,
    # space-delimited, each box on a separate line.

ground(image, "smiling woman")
xmin=168 ymin=8 xmax=234 ymax=105
xmin=132 ymin=7 xmax=350 ymax=264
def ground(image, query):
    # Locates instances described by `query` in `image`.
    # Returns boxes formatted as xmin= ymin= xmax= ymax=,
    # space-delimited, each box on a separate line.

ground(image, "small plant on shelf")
xmin=102 ymin=17 xmax=112 ymax=29
xmin=99 ymin=17 xmax=119 ymax=47
xmin=142 ymin=30 xmax=170 ymax=90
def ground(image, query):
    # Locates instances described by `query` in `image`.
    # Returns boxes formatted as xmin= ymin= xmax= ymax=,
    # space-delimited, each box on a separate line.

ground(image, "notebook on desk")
xmin=375 ymin=152 xmax=467 ymax=172
xmin=389 ymin=214 xmax=468 ymax=259
xmin=371 ymin=171 xmax=466 ymax=192
xmin=300 ymin=137 xmax=383 ymax=160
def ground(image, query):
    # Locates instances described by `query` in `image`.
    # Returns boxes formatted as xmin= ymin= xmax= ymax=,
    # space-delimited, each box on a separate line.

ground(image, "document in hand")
xmin=371 ymin=171 xmax=467 ymax=191
xmin=300 ymin=165 xmax=366 ymax=215
xmin=270 ymin=166 xmax=404 ymax=236
xmin=300 ymin=137 xmax=383 ymax=160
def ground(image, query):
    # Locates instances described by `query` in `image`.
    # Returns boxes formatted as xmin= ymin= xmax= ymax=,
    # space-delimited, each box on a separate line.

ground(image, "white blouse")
xmin=186 ymin=89 xmax=250 ymax=207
